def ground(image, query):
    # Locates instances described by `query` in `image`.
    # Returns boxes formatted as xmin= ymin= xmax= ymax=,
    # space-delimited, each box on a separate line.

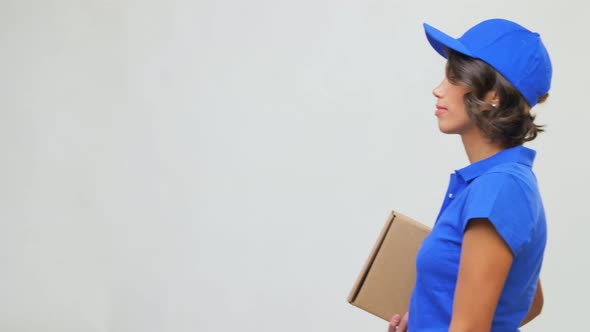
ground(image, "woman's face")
xmin=432 ymin=75 xmax=476 ymax=135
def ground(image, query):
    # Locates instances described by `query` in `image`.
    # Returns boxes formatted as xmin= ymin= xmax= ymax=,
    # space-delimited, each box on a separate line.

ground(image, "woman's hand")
xmin=388 ymin=312 xmax=408 ymax=332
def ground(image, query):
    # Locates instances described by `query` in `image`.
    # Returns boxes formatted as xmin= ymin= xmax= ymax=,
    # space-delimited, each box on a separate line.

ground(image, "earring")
xmin=491 ymin=103 xmax=497 ymax=107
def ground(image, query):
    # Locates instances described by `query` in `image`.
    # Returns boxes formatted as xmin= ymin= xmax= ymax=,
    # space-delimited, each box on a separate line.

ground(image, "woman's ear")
xmin=484 ymin=90 xmax=500 ymax=109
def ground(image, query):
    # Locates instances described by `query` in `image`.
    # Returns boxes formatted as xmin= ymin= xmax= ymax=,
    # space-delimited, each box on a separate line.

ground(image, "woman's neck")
xmin=460 ymin=129 xmax=504 ymax=164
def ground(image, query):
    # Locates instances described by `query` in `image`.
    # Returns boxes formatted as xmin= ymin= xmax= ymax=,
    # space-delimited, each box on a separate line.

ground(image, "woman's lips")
xmin=435 ymin=105 xmax=448 ymax=116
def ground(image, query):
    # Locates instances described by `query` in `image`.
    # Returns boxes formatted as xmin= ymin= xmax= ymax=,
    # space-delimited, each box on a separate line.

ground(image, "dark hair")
xmin=446 ymin=50 xmax=548 ymax=148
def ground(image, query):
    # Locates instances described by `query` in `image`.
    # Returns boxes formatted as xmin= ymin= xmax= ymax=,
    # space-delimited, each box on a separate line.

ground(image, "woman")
xmin=389 ymin=19 xmax=552 ymax=332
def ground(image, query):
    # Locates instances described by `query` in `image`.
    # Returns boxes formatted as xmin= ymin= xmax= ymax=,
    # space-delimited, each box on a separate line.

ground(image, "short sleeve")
xmin=461 ymin=173 xmax=534 ymax=256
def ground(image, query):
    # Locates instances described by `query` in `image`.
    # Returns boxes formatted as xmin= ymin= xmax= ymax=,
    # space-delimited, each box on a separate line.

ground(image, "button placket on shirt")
xmin=435 ymin=172 xmax=468 ymax=225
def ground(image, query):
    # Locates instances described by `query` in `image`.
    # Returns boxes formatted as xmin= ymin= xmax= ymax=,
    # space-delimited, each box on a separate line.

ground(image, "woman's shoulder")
xmin=470 ymin=161 xmax=538 ymax=193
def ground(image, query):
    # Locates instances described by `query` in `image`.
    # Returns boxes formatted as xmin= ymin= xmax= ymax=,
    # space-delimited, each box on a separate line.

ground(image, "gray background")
xmin=0 ymin=0 xmax=585 ymax=331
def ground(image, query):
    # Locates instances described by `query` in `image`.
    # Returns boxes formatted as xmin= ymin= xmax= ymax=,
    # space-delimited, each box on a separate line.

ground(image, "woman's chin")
xmin=437 ymin=125 xmax=458 ymax=135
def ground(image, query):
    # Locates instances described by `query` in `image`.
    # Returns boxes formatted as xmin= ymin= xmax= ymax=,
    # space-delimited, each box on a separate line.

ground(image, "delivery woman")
xmin=389 ymin=18 xmax=552 ymax=332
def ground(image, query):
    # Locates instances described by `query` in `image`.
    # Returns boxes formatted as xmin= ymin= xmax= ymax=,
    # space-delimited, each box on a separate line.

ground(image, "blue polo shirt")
xmin=408 ymin=146 xmax=547 ymax=332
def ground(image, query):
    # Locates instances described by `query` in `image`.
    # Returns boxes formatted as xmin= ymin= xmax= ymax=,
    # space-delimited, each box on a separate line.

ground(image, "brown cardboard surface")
xmin=348 ymin=211 xmax=431 ymax=321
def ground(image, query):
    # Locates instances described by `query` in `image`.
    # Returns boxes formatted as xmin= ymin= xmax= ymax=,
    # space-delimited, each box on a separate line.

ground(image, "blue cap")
xmin=423 ymin=19 xmax=552 ymax=107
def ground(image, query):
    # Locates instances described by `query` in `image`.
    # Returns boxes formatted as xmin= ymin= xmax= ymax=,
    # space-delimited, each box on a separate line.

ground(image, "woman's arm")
xmin=520 ymin=279 xmax=544 ymax=326
xmin=449 ymin=218 xmax=513 ymax=332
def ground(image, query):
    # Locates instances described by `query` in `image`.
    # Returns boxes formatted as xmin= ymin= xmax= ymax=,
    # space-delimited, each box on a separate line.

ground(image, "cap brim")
xmin=423 ymin=23 xmax=471 ymax=58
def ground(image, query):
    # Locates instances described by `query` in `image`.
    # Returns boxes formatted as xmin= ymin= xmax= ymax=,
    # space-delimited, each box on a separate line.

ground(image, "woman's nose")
xmin=432 ymin=80 xmax=444 ymax=98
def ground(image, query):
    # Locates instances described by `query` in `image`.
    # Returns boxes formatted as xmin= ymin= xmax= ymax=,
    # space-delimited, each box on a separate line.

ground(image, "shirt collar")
xmin=455 ymin=145 xmax=536 ymax=183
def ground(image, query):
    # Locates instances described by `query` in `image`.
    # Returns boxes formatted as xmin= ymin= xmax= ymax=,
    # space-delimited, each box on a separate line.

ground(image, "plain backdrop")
xmin=0 ymin=0 xmax=587 ymax=331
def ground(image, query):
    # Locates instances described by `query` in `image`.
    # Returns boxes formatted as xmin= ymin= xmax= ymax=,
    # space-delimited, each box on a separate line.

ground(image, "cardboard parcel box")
xmin=348 ymin=211 xmax=431 ymax=321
